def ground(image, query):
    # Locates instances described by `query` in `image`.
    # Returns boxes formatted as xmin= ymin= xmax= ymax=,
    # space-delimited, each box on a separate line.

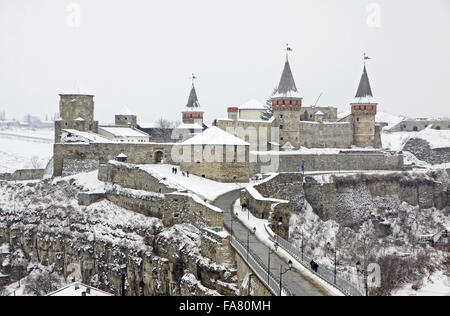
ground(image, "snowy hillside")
xmin=0 ymin=129 xmax=53 ymax=173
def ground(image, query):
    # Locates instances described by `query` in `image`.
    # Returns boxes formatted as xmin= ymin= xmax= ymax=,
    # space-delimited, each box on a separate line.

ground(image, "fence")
xmin=274 ymin=234 xmax=363 ymax=296
xmin=230 ymin=236 xmax=292 ymax=296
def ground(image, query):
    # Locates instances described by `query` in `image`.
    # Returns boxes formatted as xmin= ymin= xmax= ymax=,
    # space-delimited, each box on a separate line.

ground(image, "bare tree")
xmin=30 ymin=156 xmax=41 ymax=169
xmin=24 ymin=270 xmax=63 ymax=296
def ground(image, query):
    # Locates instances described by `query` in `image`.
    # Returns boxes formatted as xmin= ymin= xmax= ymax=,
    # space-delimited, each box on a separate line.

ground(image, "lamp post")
xmin=247 ymin=227 xmax=256 ymax=261
xmin=230 ymin=212 xmax=239 ymax=236
xmin=356 ymin=261 xmax=368 ymax=296
xmin=268 ymin=242 xmax=279 ymax=285
xmin=327 ymin=242 xmax=337 ymax=285
xmin=279 ymin=260 xmax=293 ymax=296
xmin=276 ymin=217 xmax=282 ymax=243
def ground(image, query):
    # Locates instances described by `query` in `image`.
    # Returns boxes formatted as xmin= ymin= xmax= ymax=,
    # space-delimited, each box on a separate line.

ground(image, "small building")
xmin=116 ymin=153 xmax=128 ymax=162
xmin=47 ymin=282 xmax=113 ymax=296
xmin=98 ymin=126 xmax=150 ymax=143
xmin=179 ymin=126 xmax=250 ymax=183
xmin=115 ymin=106 xmax=137 ymax=128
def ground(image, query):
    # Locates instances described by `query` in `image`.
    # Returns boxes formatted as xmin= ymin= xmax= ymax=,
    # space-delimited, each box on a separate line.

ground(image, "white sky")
xmin=0 ymin=0 xmax=449 ymax=124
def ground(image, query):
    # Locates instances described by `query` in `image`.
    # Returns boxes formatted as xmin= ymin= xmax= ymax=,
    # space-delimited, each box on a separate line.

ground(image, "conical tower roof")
xmin=272 ymin=59 xmax=302 ymax=99
xmin=186 ymin=84 xmax=201 ymax=109
xmin=352 ymin=65 xmax=377 ymax=104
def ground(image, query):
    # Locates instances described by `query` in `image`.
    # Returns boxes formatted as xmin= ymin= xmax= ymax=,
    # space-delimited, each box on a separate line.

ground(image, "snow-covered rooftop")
xmin=62 ymin=129 xmax=112 ymax=143
xmin=99 ymin=126 xmax=149 ymax=138
xmin=116 ymin=106 xmax=136 ymax=116
xmin=240 ymin=99 xmax=265 ymax=110
xmin=182 ymin=126 xmax=249 ymax=146
xmin=177 ymin=122 xmax=203 ymax=130
xmin=47 ymin=283 xmax=112 ymax=296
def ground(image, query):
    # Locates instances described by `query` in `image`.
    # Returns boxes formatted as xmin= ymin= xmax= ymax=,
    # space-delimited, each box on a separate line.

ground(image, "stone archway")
xmin=154 ymin=151 xmax=164 ymax=164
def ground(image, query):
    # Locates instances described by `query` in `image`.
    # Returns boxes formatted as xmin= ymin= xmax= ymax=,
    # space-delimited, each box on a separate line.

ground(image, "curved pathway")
xmin=214 ymin=190 xmax=325 ymax=296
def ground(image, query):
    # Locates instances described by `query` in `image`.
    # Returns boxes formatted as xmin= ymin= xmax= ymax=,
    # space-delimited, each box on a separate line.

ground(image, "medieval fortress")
xmin=1 ymin=52 xmax=449 ymax=297
xmin=52 ymin=54 xmax=407 ymax=182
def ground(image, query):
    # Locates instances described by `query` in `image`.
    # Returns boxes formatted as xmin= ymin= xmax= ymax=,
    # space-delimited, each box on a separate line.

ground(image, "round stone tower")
xmin=54 ymin=82 xmax=98 ymax=142
xmin=271 ymin=55 xmax=303 ymax=149
xmin=351 ymin=65 xmax=377 ymax=147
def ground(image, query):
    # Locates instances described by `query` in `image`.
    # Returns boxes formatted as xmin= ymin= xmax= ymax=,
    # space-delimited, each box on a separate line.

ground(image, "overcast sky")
xmin=0 ymin=0 xmax=449 ymax=124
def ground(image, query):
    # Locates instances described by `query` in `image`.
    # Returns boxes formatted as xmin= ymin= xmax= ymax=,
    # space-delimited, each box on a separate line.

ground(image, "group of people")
xmin=310 ymin=260 xmax=319 ymax=273
xmin=171 ymin=167 xmax=189 ymax=177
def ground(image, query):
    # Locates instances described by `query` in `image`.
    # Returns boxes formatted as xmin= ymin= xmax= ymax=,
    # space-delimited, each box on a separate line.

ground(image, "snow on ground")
xmin=0 ymin=128 xmax=53 ymax=141
xmin=393 ymin=271 xmax=450 ymax=296
xmin=138 ymin=164 xmax=247 ymax=201
xmin=0 ymin=133 xmax=53 ymax=173
xmin=382 ymin=127 xmax=450 ymax=151
xmin=337 ymin=111 xmax=404 ymax=129
xmin=232 ymin=200 xmax=345 ymax=296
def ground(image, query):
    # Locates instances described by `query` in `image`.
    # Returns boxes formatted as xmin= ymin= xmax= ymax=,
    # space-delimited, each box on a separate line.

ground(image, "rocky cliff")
xmin=0 ymin=177 xmax=238 ymax=296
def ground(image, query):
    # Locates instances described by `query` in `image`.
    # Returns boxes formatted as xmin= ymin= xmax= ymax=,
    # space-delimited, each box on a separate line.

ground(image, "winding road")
xmin=214 ymin=190 xmax=325 ymax=296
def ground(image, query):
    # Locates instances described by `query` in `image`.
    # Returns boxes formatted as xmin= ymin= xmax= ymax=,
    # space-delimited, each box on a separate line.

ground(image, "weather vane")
xmin=192 ymin=73 xmax=197 ymax=85
xmin=363 ymin=53 xmax=372 ymax=65
xmin=286 ymin=44 xmax=293 ymax=60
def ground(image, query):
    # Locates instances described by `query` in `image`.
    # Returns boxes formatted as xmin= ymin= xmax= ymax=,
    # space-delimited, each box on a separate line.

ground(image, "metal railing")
xmin=230 ymin=236 xmax=292 ymax=296
xmin=274 ymin=234 xmax=363 ymax=296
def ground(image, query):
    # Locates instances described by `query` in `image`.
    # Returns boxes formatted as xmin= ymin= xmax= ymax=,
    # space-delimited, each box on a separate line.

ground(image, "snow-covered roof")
xmin=177 ymin=122 xmax=203 ymax=130
xmin=272 ymin=59 xmax=303 ymax=99
xmin=74 ymin=117 xmax=85 ymax=121
xmin=47 ymin=283 xmax=112 ymax=296
xmin=315 ymin=111 xmax=325 ymax=116
xmin=182 ymin=126 xmax=249 ymax=146
xmin=99 ymin=126 xmax=149 ymax=138
xmin=351 ymin=96 xmax=378 ymax=104
xmin=240 ymin=99 xmax=265 ymax=109
xmin=116 ymin=153 xmax=128 ymax=158
xmin=62 ymin=129 xmax=112 ymax=143
xmin=138 ymin=122 xmax=159 ymax=129
xmin=60 ymin=81 xmax=93 ymax=96
xmin=116 ymin=106 xmax=136 ymax=116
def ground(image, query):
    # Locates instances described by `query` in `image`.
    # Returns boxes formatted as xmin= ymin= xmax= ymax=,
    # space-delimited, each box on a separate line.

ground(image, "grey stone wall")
xmin=300 ymin=106 xmax=338 ymax=121
xmin=98 ymin=162 xmax=178 ymax=194
xmin=0 ymin=169 xmax=45 ymax=181
xmin=201 ymin=228 xmax=234 ymax=266
xmin=180 ymin=145 xmax=250 ymax=183
xmin=299 ymin=121 xmax=353 ymax=148
xmin=53 ymin=143 xmax=175 ymax=177
xmin=390 ymin=119 xmax=450 ymax=132
xmin=253 ymin=151 xmax=404 ymax=173
xmin=303 ymin=171 xmax=449 ymax=226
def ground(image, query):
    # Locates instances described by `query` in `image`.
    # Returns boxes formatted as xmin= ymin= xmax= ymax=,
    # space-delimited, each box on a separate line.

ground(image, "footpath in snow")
xmin=138 ymin=164 xmax=248 ymax=201
xmin=232 ymin=200 xmax=345 ymax=297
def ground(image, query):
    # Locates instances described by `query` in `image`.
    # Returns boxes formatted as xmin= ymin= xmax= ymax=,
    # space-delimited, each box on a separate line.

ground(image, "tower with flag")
xmin=181 ymin=74 xmax=204 ymax=127
xmin=350 ymin=55 xmax=378 ymax=147
xmin=271 ymin=44 xmax=303 ymax=149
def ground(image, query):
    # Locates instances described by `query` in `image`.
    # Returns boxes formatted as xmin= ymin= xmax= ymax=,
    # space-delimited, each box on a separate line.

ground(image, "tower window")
xmin=280 ymin=115 xmax=283 ymax=119
xmin=280 ymin=125 xmax=284 ymax=130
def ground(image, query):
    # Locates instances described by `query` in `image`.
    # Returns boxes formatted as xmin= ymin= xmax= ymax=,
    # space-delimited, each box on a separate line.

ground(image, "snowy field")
xmin=0 ymin=129 xmax=53 ymax=173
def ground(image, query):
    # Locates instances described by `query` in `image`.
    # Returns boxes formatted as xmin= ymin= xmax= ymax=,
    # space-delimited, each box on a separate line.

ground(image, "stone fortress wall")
xmin=53 ymin=142 xmax=176 ymax=177
xmin=97 ymin=161 xmax=224 ymax=229
xmin=0 ymin=169 xmax=46 ymax=181
xmin=390 ymin=119 xmax=450 ymax=132
xmin=299 ymin=121 xmax=354 ymax=148
xmin=252 ymin=150 xmax=404 ymax=174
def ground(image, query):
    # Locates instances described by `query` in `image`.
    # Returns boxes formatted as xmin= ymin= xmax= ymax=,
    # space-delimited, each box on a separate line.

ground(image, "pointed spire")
xmin=186 ymin=82 xmax=200 ymax=108
xmin=272 ymin=59 xmax=302 ymax=99
xmin=355 ymin=65 xmax=373 ymax=98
